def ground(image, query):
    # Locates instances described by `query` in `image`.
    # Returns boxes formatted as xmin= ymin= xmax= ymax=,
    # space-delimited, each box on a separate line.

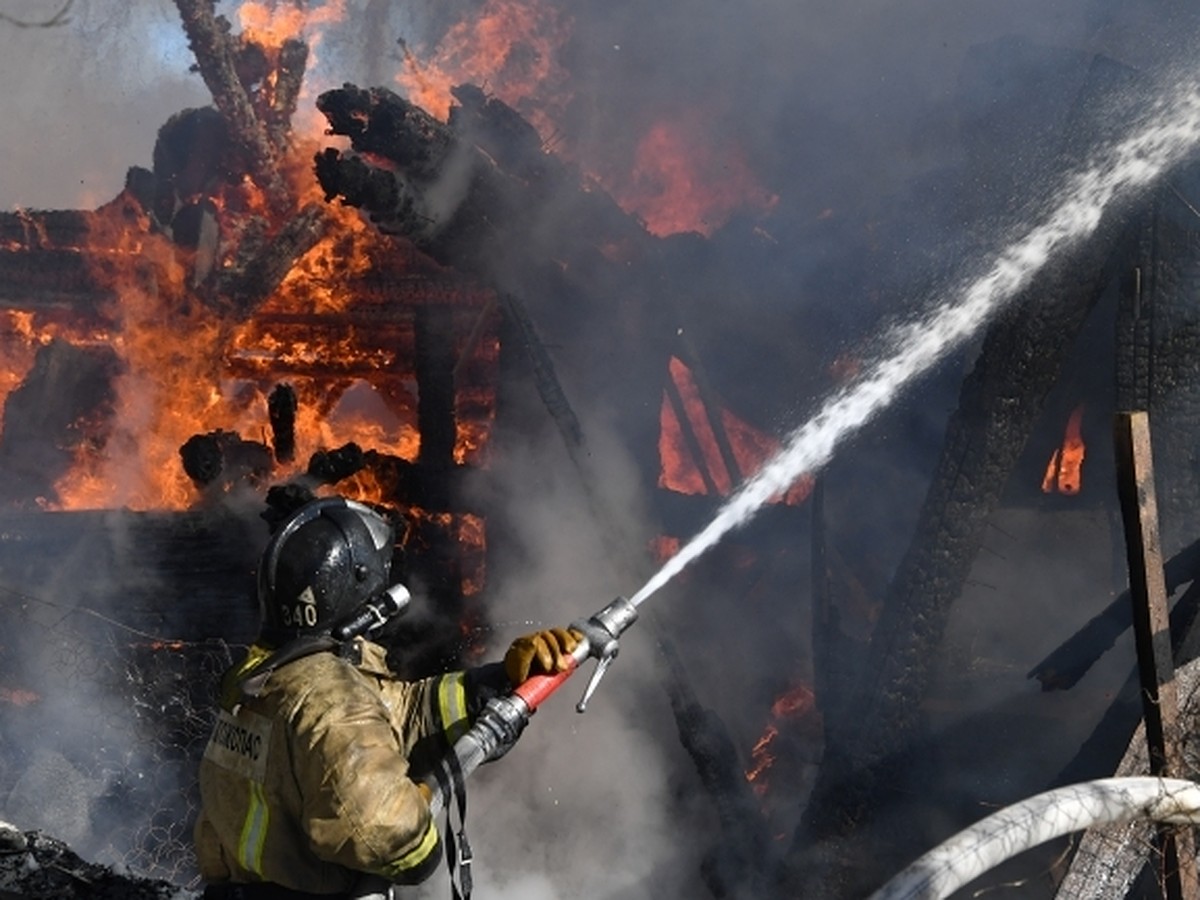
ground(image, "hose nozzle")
xmin=570 ymin=596 xmax=638 ymax=712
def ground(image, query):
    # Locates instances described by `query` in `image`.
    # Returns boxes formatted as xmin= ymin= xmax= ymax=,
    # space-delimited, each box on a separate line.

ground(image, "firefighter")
xmin=194 ymin=495 xmax=578 ymax=899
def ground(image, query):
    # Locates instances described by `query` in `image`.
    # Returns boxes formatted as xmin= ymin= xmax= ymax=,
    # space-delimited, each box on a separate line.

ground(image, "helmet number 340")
xmin=281 ymin=586 xmax=320 ymax=629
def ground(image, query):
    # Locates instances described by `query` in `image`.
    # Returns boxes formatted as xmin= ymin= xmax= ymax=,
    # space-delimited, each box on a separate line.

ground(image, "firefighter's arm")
xmin=291 ymin=666 xmax=441 ymax=885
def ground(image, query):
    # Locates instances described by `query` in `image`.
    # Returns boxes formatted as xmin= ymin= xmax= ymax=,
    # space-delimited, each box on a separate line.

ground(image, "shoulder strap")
xmin=433 ymin=752 xmax=472 ymax=900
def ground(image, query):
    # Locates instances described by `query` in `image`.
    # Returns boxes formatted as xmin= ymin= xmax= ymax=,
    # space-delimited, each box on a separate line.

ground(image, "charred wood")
xmin=150 ymin=107 xmax=245 ymax=228
xmin=498 ymin=291 xmax=584 ymax=450
xmin=211 ymin=202 xmax=330 ymax=316
xmin=657 ymin=633 xmax=777 ymax=900
xmin=1053 ymin=573 xmax=1200 ymax=792
xmin=1054 ymin=657 xmax=1200 ymax=900
xmin=306 ymin=441 xmax=367 ymax=485
xmin=267 ymin=383 xmax=297 ymax=463
xmin=0 ymin=508 xmax=263 ymax=641
xmin=0 ymin=827 xmax=190 ymax=900
xmin=317 ymin=85 xmax=452 ymax=183
xmin=0 ymin=208 xmax=91 ymax=248
xmin=0 ymin=339 xmax=120 ymax=508
xmin=172 ymin=0 xmax=290 ymax=212
xmin=314 ymin=148 xmax=401 ymax=220
xmin=262 ymin=481 xmax=318 ymax=531
xmin=267 ymin=39 xmax=309 ymax=149
xmin=1113 ymin=411 xmax=1199 ymax=897
xmin=415 ymin=305 xmax=457 ymax=471
xmin=314 ymin=84 xmax=649 ymax=279
xmin=810 ymin=478 xmax=857 ymax=726
xmin=785 ymin=190 xmax=1141 ymax=899
xmin=448 ymin=83 xmax=553 ymax=184
xmin=315 ymin=84 xmax=672 ymax=497
xmin=360 ymin=452 xmax=475 ymax=514
xmin=0 ymin=249 xmax=116 ymax=317
xmin=1125 ymin=159 xmax=1200 ymax=557
xmin=179 ymin=429 xmax=273 ymax=494
xmin=783 ymin=55 xmax=1154 ymax=898
xmin=493 ymin=290 xmax=777 ymax=898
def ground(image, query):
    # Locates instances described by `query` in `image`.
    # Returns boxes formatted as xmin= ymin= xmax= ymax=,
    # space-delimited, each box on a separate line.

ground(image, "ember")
xmin=744 ymin=683 xmax=816 ymax=798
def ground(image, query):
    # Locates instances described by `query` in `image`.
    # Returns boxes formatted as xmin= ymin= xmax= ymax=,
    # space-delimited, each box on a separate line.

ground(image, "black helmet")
xmin=257 ymin=496 xmax=396 ymax=645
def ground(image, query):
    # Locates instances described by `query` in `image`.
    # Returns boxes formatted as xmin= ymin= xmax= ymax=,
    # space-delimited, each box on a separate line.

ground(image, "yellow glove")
xmin=504 ymin=627 xmax=582 ymax=685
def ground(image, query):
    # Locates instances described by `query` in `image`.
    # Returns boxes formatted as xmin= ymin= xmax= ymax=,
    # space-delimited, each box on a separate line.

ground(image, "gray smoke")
xmin=2 ymin=0 xmax=1200 ymax=896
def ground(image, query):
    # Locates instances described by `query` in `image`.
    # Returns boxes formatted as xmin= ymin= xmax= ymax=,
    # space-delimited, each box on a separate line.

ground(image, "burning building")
xmin=3 ymin=1 xmax=1200 ymax=899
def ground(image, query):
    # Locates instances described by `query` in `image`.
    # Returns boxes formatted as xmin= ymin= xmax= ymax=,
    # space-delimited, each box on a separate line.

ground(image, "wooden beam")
xmin=1113 ymin=409 xmax=1198 ymax=900
xmin=1056 ymin=658 xmax=1200 ymax=899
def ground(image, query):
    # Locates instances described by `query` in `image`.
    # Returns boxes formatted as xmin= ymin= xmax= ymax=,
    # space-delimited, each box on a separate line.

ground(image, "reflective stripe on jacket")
xmin=194 ymin=638 xmax=475 ymax=894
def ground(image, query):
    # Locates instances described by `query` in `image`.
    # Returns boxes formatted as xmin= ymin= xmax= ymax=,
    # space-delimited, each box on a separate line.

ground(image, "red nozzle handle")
xmin=512 ymin=656 xmax=578 ymax=711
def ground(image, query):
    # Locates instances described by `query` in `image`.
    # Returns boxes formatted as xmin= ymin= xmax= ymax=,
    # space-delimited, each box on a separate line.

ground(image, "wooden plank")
xmin=1113 ymin=409 xmax=1198 ymax=900
xmin=1056 ymin=659 xmax=1200 ymax=899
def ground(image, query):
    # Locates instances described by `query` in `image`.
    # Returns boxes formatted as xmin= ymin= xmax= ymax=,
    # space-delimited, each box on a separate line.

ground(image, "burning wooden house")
xmin=3 ymin=3 xmax=1200 ymax=899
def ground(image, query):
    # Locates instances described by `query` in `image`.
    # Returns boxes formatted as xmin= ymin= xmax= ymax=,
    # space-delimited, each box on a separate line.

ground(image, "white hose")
xmin=869 ymin=777 xmax=1200 ymax=900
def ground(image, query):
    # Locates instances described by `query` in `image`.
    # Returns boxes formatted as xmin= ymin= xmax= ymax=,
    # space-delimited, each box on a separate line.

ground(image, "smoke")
xmin=4 ymin=0 xmax=1200 ymax=896
xmin=455 ymin=403 xmax=713 ymax=898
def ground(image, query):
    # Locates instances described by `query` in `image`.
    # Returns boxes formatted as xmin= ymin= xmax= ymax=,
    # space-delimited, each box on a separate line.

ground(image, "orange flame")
xmin=1041 ymin=404 xmax=1086 ymax=495
xmin=658 ymin=356 xmax=811 ymax=505
xmin=611 ymin=116 xmax=778 ymax=237
xmin=237 ymin=0 xmax=347 ymax=49
xmin=396 ymin=0 xmax=572 ymax=134
xmin=744 ymin=683 xmax=816 ymax=796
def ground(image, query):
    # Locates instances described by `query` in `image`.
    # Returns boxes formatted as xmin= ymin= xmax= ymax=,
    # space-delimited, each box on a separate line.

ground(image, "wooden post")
xmin=1114 ymin=410 xmax=1199 ymax=900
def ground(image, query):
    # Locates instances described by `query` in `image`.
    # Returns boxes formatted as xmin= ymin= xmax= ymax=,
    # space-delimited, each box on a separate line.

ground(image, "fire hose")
xmin=426 ymin=594 xmax=640 ymax=816
xmin=347 ymin=596 xmax=639 ymax=900
xmin=868 ymin=777 xmax=1200 ymax=900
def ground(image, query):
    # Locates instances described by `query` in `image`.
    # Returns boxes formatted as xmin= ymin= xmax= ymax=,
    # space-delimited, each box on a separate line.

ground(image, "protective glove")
xmin=504 ymin=627 xmax=582 ymax=685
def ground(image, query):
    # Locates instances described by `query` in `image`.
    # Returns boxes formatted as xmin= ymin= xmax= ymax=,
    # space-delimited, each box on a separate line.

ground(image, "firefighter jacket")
xmin=194 ymin=637 xmax=505 ymax=895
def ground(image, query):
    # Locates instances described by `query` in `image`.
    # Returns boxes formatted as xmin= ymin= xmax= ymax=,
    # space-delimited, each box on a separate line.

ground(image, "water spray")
xmin=631 ymin=74 xmax=1200 ymax=610
xmin=373 ymin=71 xmax=1200 ymax=900
xmin=426 ymin=73 xmax=1200 ymax=789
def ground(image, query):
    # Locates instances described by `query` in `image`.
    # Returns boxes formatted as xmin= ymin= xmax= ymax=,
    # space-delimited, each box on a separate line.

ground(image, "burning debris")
xmin=6 ymin=2 xmax=1200 ymax=899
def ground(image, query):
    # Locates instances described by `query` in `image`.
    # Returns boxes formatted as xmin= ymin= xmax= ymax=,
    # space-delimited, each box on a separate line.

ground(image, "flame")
xmin=396 ymin=0 xmax=572 ymax=134
xmin=0 ymin=41 xmax=493 ymax=512
xmin=1041 ymin=404 xmax=1086 ymax=495
xmin=30 ymin=194 xmax=496 ymax=509
xmin=237 ymin=0 xmax=347 ymax=49
xmin=610 ymin=116 xmax=778 ymax=237
xmin=744 ymin=682 xmax=816 ymax=796
xmin=393 ymin=1 xmax=775 ymax=239
xmin=658 ymin=356 xmax=811 ymax=505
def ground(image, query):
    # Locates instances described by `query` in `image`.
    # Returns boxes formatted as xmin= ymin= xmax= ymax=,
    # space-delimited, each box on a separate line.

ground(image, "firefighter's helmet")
xmin=257 ymin=496 xmax=395 ymax=645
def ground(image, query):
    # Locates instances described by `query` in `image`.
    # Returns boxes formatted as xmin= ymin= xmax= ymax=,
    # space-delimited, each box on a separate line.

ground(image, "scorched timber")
xmin=172 ymin=0 xmax=290 ymax=212
xmin=212 ymin=202 xmax=330 ymax=316
xmin=314 ymin=85 xmax=649 ymax=281
xmin=0 ymin=509 xmax=263 ymax=644
xmin=784 ymin=78 xmax=1150 ymax=900
xmin=315 ymin=84 xmax=676 ymax=494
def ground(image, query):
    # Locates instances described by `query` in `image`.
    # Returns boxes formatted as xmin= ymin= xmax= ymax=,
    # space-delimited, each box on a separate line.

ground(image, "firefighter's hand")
xmin=504 ymin=627 xmax=581 ymax=685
